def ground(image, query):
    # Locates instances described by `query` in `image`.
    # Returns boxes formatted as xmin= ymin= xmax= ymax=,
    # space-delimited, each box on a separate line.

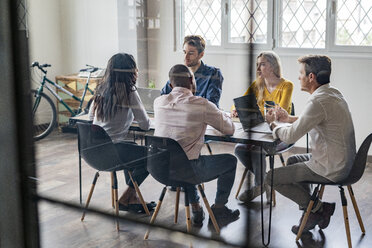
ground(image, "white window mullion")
xmin=326 ymin=0 xmax=337 ymax=52
xmin=221 ymin=0 xmax=229 ymax=48
xmin=267 ymin=0 xmax=275 ymax=49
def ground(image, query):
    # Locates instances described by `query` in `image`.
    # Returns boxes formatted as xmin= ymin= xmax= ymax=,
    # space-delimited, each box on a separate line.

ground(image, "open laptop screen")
xmin=233 ymin=94 xmax=265 ymax=131
xmin=137 ymin=87 xmax=161 ymax=114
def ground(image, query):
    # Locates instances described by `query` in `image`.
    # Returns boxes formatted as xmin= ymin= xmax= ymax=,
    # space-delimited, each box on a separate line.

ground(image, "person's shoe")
xmin=209 ymin=205 xmax=240 ymax=227
xmin=291 ymin=210 xmax=322 ymax=234
xmin=191 ymin=207 xmax=205 ymax=227
xmin=318 ymin=202 xmax=336 ymax=229
xmin=238 ymin=185 xmax=263 ymax=203
xmin=118 ymin=201 xmax=156 ymax=213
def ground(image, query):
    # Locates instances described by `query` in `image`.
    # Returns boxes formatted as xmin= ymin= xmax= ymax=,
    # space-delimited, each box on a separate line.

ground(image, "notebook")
xmin=233 ymin=94 xmax=272 ymax=134
xmin=137 ymin=87 xmax=161 ymax=114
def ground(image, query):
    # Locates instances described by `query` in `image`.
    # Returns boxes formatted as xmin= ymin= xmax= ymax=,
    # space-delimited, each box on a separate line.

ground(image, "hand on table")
xmin=275 ymin=106 xmax=290 ymax=123
xmin=231 ymin=109 xmax=238 ymax=118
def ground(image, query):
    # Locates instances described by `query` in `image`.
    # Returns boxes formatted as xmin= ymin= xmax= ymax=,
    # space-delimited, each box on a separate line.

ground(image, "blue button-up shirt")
xmin=160 ymin=61 xmax=223 ymax=108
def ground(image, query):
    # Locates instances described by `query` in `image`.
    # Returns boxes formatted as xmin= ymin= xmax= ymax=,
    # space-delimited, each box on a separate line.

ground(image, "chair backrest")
xmin=77 ymin=123 xmax=122 ymax=171
xmin=145 ymin=135 xmax=201 ymax=186
xmin=343 ymin=133 xmax=372 ymax=185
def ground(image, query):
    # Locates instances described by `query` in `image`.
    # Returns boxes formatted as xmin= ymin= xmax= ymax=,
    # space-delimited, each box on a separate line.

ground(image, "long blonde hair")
xmin=255 ymin=51 xmax=282 ymax=104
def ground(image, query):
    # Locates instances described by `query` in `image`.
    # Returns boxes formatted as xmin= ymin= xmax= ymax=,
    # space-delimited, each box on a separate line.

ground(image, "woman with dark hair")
xmin=88 ymin=53 xmax=155 ymax=213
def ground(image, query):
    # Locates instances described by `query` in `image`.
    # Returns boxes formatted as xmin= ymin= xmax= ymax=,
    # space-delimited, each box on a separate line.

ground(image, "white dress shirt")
xmin=88 ymin=90 xmax=150 ymax=143
xmin=154 ymin=87 xmax=234 ymax=160
xmin=273 ymin=84 xmax=356 ymax=182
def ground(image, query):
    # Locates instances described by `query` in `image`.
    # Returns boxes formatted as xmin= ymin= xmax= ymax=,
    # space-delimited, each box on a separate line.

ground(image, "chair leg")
xmin=278 ymin=154 xmax=286 ymax=166
xmin=81 ymin=172 xmax=100 ymax=221
xmin=112 ymin=172 xmax=120 ymax=231
xmin=272 ymin=189 xmax=276 ymax=207
xmin=128 ymin=171 xmax=150 ymax=216
xmin=205 ymin=143 xmax=213 ymax=155
xmin=296 ymin=184 xmax=320 ymax=241
xmin=318 ymin=185 xmax=325 ymax=200
xmin=235 ymin=168 xmax=249 ymax=199
xmin=111 ymin=172 xmax=115 ymax=208
xmin=340 ymin=186 xmax=352 ymax=248
xmin=174 ymin=187 xmax=180 ymax=223
xmin=197 ymin=185 xmax=220 ymax=234
xmin=184 ymin=187 xmax=192 ymax=233
xmin=144 ymin=187 xmax=167 ymax=240
xmin=347 ymin=185 xmax=365 ymax=234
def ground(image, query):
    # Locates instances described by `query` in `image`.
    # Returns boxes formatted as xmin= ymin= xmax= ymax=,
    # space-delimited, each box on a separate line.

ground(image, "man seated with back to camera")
xmin=265 ymin=55 xmax=356 ymax=235
xmin=154 ymin=64 xmax=240 ymax=227
xmin=160 ymin=35 xmax=223 ymax=108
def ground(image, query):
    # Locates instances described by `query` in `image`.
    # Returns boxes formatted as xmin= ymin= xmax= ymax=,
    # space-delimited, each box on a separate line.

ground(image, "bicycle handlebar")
xmin=31 ymin=61 xmax=51 ymax=74
xmin=80 ymin=64 xmax=102 ymax=73
xmin=31 ymin=62 xmax=51 ymax=68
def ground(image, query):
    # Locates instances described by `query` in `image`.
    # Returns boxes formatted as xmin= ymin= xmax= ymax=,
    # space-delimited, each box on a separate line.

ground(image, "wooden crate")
xmin=55 ymin=74 xmax=101 ymax=127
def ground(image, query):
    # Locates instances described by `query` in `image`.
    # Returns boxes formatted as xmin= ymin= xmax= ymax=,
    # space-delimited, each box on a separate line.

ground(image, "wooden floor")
xmin=35 ymin=130 xmax=372 ymax=248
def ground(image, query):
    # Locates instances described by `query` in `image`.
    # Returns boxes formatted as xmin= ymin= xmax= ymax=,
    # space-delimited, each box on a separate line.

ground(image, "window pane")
xmin=183 ymin=0 xmax=222 ymax=46
xmin=279 ymin=0 xmax=326 ymax=48
xmin=336 ymin=0 xmax=372 ymax=46
xmin=229 ymin=0 xmax=268 ymax=44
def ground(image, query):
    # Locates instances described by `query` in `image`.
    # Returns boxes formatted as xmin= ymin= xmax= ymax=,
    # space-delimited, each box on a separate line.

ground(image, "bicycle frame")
xmin=35 ymin=73 xmax=95 ymax=116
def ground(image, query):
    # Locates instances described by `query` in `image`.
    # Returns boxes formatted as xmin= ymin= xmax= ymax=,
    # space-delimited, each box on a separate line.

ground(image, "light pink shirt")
xmin=154 ymin=87 xmax=234 ymax=160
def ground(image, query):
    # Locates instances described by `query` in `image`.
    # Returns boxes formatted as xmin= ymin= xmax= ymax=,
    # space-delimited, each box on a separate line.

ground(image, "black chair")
xmin=143 ymin=135 xmax=220 ymax=239
xmin=77 ymin=123 xmax=150 ymax=230
xmin=296 ymin=133 xmax=372 ymax=247
xmin=235 ymin=103 xmax=296 ymax=206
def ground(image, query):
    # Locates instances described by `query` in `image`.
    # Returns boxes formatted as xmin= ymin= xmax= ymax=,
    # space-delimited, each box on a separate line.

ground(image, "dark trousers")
xmin=187 ymin=154 xmax=237 ymax=205
xmin=114 ymin=142 xmax=149 ymax=188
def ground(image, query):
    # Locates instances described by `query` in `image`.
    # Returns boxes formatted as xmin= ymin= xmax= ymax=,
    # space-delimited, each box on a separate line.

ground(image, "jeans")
xmin=115 ymin=142 xmax=149 ymax=188
xmin=234 ymin=144 xmax=266 ymax=186
xmin=186 ymin=154 xmax=237 ymax=205
xmin=265 ymin=153 xmax=332 ymax=210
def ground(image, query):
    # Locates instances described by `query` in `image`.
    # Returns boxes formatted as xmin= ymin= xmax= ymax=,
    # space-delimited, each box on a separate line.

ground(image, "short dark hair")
xmin=183 ymin=35 xmax=206 ymax=54
xmin=169 ymin=64 xmax=193 ymax=88
xmin=298 ymin=55 xmax=332 ymax=84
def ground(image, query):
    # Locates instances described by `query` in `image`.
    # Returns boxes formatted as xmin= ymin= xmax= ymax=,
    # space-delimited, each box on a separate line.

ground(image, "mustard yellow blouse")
xmin=233 ymin=78 xmax=294 ymax=116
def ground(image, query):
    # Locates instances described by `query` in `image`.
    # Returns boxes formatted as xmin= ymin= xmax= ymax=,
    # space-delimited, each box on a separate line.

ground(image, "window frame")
xmin=176 ymin=0 xmax=372 ymax=54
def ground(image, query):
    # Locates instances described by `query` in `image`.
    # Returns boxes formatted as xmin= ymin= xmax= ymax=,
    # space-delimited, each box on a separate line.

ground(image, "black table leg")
xmin=261 ymin=146 xmax=274 ymax=247
xmin=79 ymin=153 xmax=82 ymax=206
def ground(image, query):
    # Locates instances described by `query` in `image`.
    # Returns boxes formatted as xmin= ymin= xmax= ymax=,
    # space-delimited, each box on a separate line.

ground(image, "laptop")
xmin=137 ymin=87 xmax=161 ymax=114
xmin=233 ymin=94 xmax=272 ymax=134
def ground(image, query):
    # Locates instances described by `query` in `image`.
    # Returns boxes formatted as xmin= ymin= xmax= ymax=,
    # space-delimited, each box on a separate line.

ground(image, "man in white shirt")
xmin=154 ymin=64 xmax=240 ymax=227
xmin=265 ymin=55 xmax=356 ymax=234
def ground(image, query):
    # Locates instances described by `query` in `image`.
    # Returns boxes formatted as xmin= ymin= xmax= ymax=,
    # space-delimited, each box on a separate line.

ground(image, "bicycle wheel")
xmin=31 ymin=89 xmax=57 ymax=140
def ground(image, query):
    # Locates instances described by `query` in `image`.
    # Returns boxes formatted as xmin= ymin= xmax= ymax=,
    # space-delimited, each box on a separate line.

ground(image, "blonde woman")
xmin=233 ymin=51 xmax=293 ymax=203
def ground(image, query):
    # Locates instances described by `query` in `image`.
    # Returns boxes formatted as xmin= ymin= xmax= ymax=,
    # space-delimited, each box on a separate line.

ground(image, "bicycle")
xmin=31 ymin=62 xmax=101 ymax=140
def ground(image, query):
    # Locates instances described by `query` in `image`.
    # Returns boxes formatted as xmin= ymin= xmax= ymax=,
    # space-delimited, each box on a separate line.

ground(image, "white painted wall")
xmin=28 ymin=0 xmax=63 ymax=88
xmin=28 ymin=0 xmax=372 ymax=154
xmin=59 ymin=0 xmax=119 ymax=73
xmin=28 ymin=0 xmax=119 ymax=80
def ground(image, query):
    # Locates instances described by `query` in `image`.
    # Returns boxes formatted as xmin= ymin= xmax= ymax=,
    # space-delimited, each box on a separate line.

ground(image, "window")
xmin=180 ymin=0 xmax=271 ymax=48
xmin=179 ymin=0 xmax=372 ymax=52
xmin=335 ymin=0 xmax=372 ymax=46
xmin=279 ymin=0 xmax=326 ymax=48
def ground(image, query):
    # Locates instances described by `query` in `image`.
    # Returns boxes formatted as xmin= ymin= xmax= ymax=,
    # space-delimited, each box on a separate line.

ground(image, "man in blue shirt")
xmin=160 ymin=35 xmax=223 ymax=108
